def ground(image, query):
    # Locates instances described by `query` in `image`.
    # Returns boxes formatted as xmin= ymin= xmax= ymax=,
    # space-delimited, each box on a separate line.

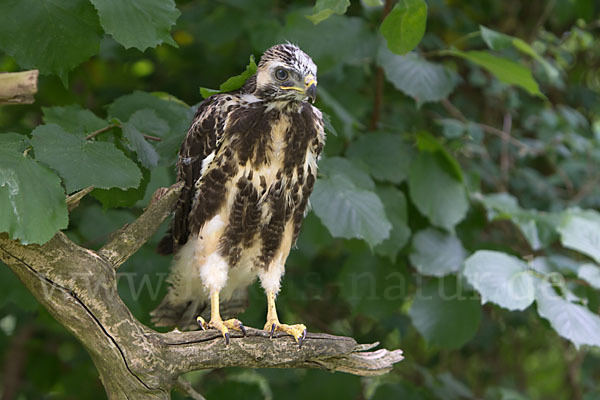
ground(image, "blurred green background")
xmin=1 ymin=0 xmax=600 ymax=399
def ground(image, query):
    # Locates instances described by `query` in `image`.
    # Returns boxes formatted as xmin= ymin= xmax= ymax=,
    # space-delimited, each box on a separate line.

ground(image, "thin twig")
xmin=369 ymin=0 xmax=394 ymax=131
xmin=85 ymin=123 xmax=162 ymax=142
xmin=570 ymin=173 xmax=600 ymax=204
xmin=1 ymin=323 xmax=34 ymax=400
xmin=500 ymin=112 xmax=512 ymax=185
xmin=66 ymin=186 xmax=95 ymax=212
xmin=175 ymin=377 xmax=207 ymax=400
xmin=85 ymin=124 xmax=118 ymax=140
xmin=441 ymin=98 xmax=531 ymax=153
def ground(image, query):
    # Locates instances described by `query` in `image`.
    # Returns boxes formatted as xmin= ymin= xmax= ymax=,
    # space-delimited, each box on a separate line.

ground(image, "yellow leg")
xmin=263 ymin=291 xmax=307 ymax=348
xmin=197 ymin=290 xmax=246 ymax=345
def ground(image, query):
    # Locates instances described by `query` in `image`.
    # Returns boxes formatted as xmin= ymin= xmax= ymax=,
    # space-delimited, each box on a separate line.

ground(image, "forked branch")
xmin=0 ymin=184 xmax=403 ymax=399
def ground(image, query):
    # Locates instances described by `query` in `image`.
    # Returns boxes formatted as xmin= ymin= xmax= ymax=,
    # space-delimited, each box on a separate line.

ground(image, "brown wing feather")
xmin=157 ymin=96 xmax=225 ymax=255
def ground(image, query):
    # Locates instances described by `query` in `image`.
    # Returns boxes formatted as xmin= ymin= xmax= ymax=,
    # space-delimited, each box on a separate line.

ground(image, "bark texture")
xmin=0 ymin=184 xmax=403 ymax=399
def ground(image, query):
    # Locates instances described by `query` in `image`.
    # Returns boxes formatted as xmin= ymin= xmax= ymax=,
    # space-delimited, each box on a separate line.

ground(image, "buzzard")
xmin=151 ymin=44 xmax=325 ymax=347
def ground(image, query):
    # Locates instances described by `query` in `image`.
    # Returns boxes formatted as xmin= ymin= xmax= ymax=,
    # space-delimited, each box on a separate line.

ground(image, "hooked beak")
xmin=279 ymin=74 xmax=318 ymax=103
xmin=304 ymin=74 xmax=317 ymax=103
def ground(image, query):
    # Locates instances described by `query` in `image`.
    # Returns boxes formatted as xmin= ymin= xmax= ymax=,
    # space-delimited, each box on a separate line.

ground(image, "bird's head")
xmin=254 ymin=43 xmax=318 ymax=104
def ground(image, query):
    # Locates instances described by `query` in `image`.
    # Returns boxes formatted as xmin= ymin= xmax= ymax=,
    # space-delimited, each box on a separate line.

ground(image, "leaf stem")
xmin=85 ymin=124 xmax=119 ymax=140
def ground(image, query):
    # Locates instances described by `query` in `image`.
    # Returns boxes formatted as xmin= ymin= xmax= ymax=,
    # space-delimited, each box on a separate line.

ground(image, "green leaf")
xmin=480 ymin=26 xmax=513 ymax=50
xmin=43 ymin=105 xmax=107 ymax=136
xmin=378 ymin=49 xmax=459 ymax=106
xmin=31 ymin=124 xmax=142 ymax=193
xmin=311 ymin=157 xmax=392 ymax=248
xmin=408 ymin=153 xmax=468 ymax=231
xmin=0 ymin=133 xmax=30 ymax=153
xmin=91 ymin=167 xmax=150 ymax=209
xmin=306 ymin=0 xmax=350 ymax=25
xmin=200 ymin=56 xmax=258 ymax=99
xmin=476 ymin=192 xmax=559 ymax=251
xmin=374 ymin=186 xmax=411 ymax=262
xmin=347 ymin=132 xmax=413 ymax=184
xmin=557 ymin=209 xmax=600 ymax=264
xmin=0 ymin=148 xmax=67 ymax=244
xmin=107 ymin=91 xmax=194 ymax=166
xmin=536 ymin=281 xmax=600 ymax=349
xmin=415 ymin=131 xmax=463 ymax=182
xmin=480 ymin=26 xmax=559 ymax=80
xmin=578 ymin=264 xmax=600 ymax=290
xmin=121 ymin=109 xmax=169 ymax=169
xmin=409 ymin=277 xmax=481 ymax=349
xmin=380 ymin=0 xmax=428 ymax=55
xmin=446 ymin=50 xmax=543 ymax=97
xmin=410 ymin=228 xmax=466 ymax=277
xmin=463 ymin=250 xmax=536 ymax=311
xmin=318 ymin=87 xmax=364 ymax=138
xmin=89 ymin=0 xmax=180 ymax=51
xmin=0 ymin=0 xmax=102 ymax=84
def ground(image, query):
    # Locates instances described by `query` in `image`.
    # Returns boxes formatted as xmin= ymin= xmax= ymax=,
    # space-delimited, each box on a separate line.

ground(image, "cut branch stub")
xmin=0 ymin=70 xmax=39 ymax=105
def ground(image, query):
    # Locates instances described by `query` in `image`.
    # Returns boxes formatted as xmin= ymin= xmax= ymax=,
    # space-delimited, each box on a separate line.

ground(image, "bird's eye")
xmin=275 ymin=68 xmax=288 ymax=81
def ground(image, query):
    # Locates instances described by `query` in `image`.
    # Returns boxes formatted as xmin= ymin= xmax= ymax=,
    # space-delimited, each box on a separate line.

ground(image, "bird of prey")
xmin=151 ymin=43 xmax=324 ymax=347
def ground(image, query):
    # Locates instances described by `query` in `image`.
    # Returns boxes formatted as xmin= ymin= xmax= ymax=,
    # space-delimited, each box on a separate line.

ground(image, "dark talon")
xmin=298 ymin=329 xmax=307 ymax=348
xmin=224 ymin=332 xmax=230 ymax=346
xmin=240 ymin=323 xmax=247 ymax=337
xmin=270 ymin=323 xmax=275 ymax=338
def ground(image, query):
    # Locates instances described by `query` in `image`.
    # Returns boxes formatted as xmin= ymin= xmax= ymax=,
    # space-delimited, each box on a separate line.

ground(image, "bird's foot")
xmin=197 ymin=316 xmax=246 ymax=345
xmin=264 ymin=320 xmax=307 ymax=348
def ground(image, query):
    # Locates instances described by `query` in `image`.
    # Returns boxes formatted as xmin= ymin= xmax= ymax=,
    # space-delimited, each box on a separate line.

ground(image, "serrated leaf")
xmin=31 ymin=124 xmax=141 ymax=193
xmin=321 ymin=111 xmax=338 ymax=136
xmin=409 ymin=277 xmax=481 ymax=349
xmin=0 ymin=148 xmax=67 ymax=244
xmin=464 ymin=250 xmax=536 ymax=311
xmin=410 ymin=228 xmax=466 ymax=277
xmin=91 ymin=167 xmax=150 ymax=209
xmin=480 ymin=26 xmax=559 ymax=80
xmin=89 ymin=0 xmax=180 ymax=51
xmin=43 ymin=105 xmax=107 ymax=136
xmin=311 ymin=157 xmax=391 ymax=248
xmin=121 ymin=109 xmax=168 ymax=168
xmin=476 ymin=192 xmax=559 ymax=251
xmin=107 ymin=91 xmax=194 ymax=166
xmin=415 ymin=131 xmax=463 ymax=182
xmin=536 ymin=281 xmax=600 ymax=349
xmin=408 ymin=153 xmax=468 ymax=231
xmin=557 ymin=209 xmax=600 ymax=264
xmin=378 ymin=48 xmax=459 ymax=106
xmin=446 ymin=50 xmax=543 ymax=97
xmin=380 ymin=0 xmax=427 ymax=55
xmin=306 ymin=0 xmax=350 ymax=25
xmin=0 ymin=0 xmax=102 ymax=84
xmin=347 ymin=132 xmax=413 ymax=184
xmin=374 ymin=186 xmax=411 ymax=262
xmin=0 ymin=133 xmax=30 ymax=153
xmin=200 ymin=56 xmax=258 ymax=99
xmin=578 ymin=264 xmax=600 ymax=290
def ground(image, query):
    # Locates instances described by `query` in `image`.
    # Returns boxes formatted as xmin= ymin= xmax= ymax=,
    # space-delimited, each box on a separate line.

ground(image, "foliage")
xmin=1 ymin=0 xmax=600 ymax=399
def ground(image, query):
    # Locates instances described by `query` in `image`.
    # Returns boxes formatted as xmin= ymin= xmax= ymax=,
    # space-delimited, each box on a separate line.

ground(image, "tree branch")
xmin=0 ymin=184 xmax=403 ymax=399
xmin=99 ymin=182 xmax=183 ymax=268
xmin=0 ymin=70 xmax=38 ymax=105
